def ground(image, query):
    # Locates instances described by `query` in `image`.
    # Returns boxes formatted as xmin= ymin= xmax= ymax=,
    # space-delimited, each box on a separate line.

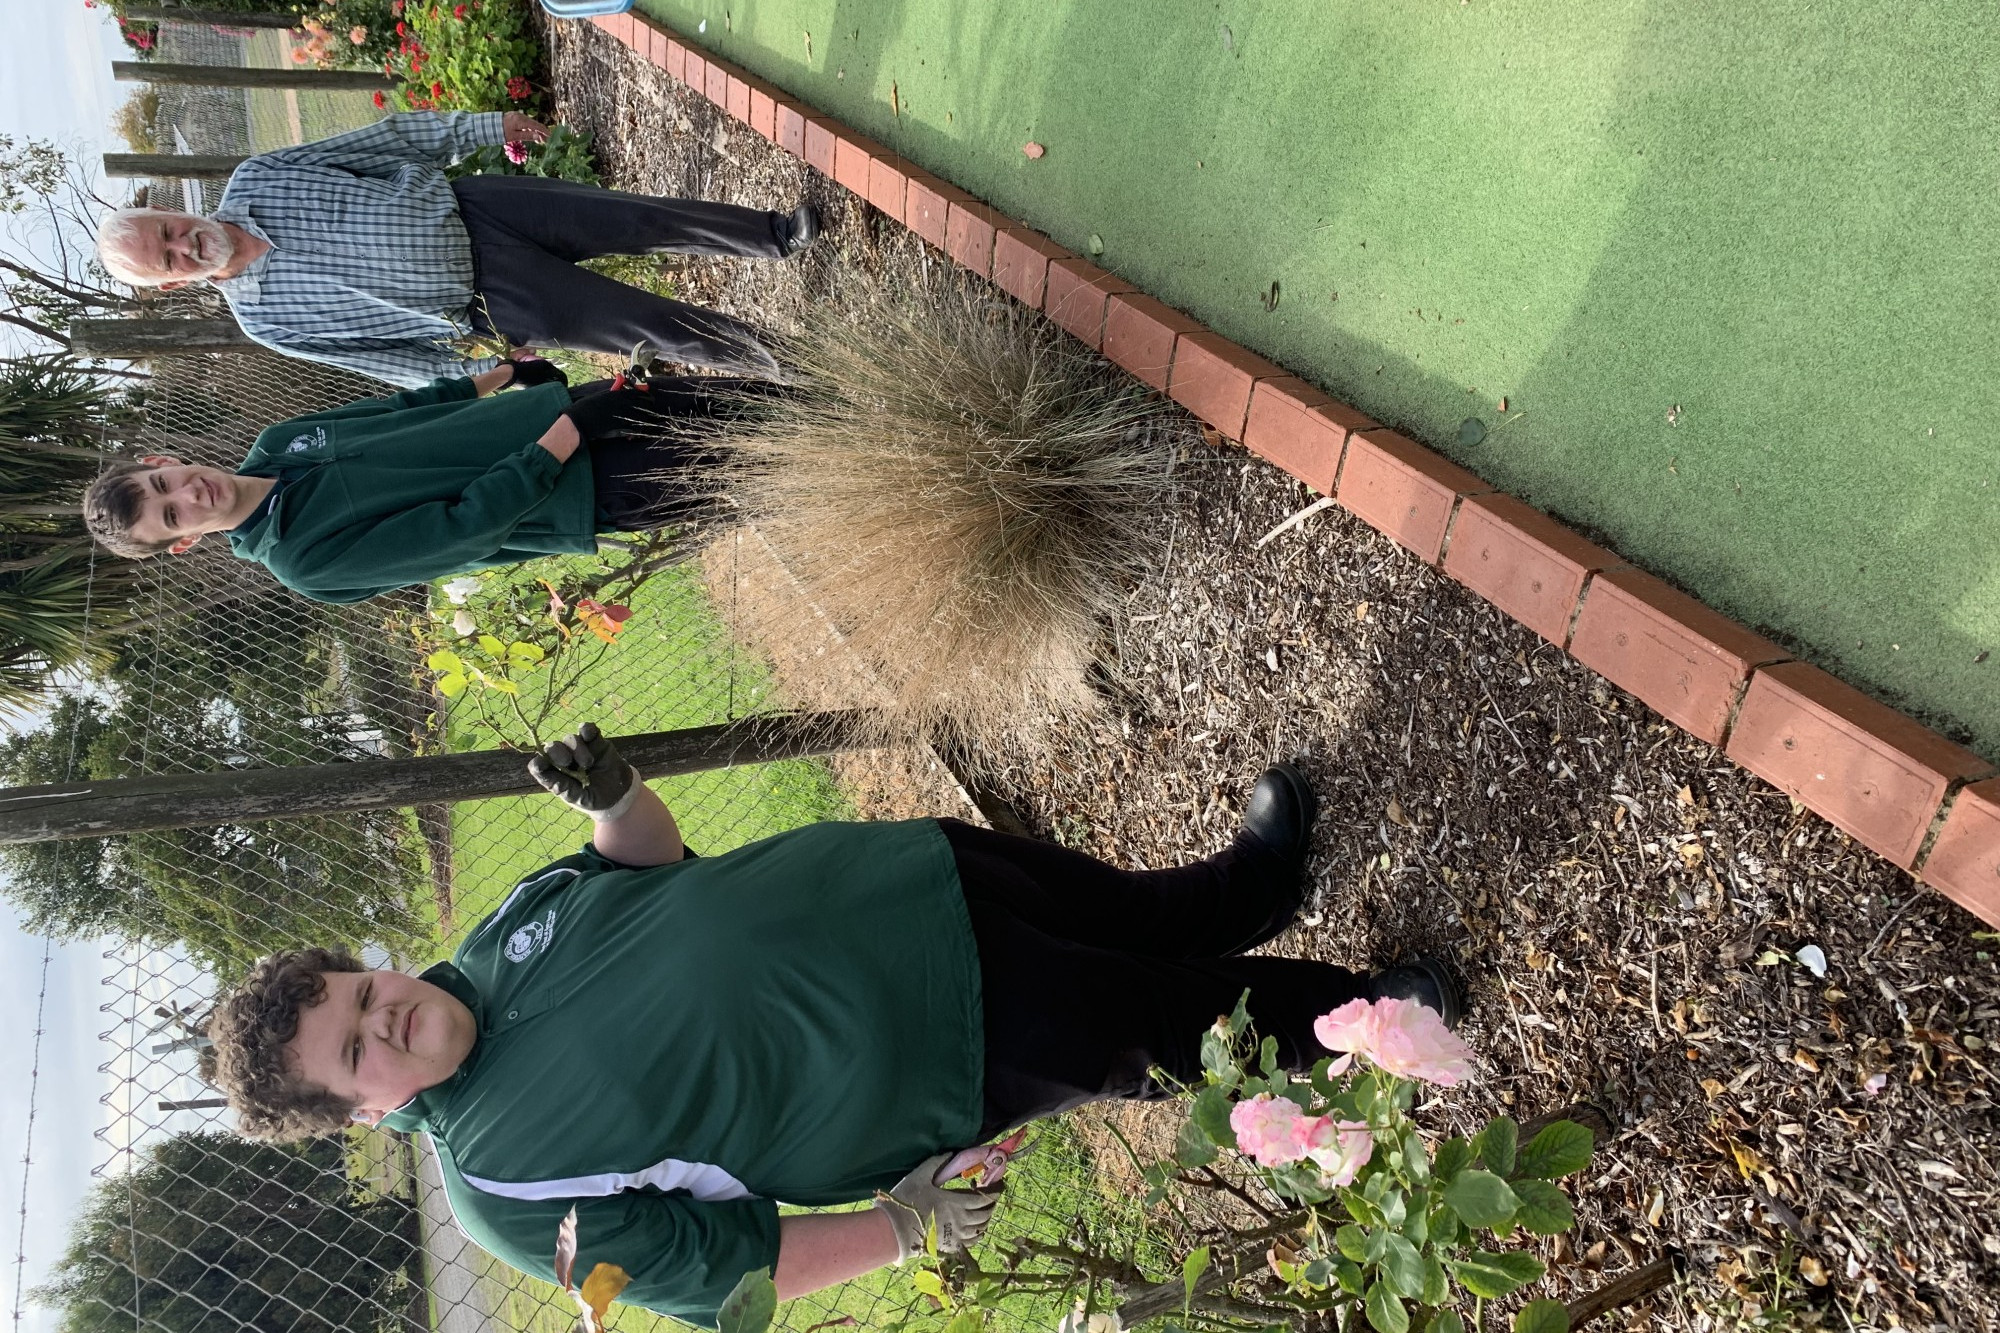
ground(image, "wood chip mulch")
xmin=548 ymin=22 xmax=1999 ymax=1330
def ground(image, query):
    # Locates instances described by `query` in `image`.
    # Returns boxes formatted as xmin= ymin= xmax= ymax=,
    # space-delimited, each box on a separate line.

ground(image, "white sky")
xmin=1 ymin=5 xmax=148 ymax=1329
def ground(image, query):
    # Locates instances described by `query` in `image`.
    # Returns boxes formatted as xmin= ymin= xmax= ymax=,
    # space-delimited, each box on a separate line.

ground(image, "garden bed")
xmin=545 ymin=20 xmax=1999 ymax=1330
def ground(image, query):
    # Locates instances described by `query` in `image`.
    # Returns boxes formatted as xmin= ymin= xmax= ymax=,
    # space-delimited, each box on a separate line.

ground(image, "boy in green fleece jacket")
xmin=82 ymin=361 xmax=751 ymax=604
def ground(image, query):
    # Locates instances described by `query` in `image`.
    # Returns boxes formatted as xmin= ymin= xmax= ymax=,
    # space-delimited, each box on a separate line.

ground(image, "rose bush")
xmin=381 ymin=0 xmax=543 ymax=113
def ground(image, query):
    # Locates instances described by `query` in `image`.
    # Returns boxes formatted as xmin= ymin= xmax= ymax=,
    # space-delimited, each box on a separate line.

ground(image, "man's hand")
xmin=872 ymin=1153 xmax=1003 ymax=1261
xmin=502 ymin=113 xmax=551 ymax=145
xmin=527 ymin=722 xmax=639 ymax=820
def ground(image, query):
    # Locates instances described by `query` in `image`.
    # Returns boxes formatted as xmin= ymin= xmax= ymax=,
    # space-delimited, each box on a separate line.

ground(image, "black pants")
xmin=938 ymin=819 xmax=1370 ymax=1138
xmin=577 ymin=376 xmax=790 ymax=530
xmin=451 ymin=175 xmax=789 ymax=378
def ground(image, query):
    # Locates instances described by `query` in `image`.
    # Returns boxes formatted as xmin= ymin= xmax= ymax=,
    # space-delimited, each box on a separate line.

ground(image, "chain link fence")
xmin=10 ymin=338 xmax=1130 ymax=1333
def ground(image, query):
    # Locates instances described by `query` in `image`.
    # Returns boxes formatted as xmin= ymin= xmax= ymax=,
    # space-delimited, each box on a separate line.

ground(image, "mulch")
xmin=545 ymin=20 xmax=1999 ymax=1330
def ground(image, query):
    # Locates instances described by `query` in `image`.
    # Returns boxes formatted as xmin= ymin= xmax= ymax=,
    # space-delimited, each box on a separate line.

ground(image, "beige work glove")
xmin=873 ymin=1152 xmax=1004 ymax=1261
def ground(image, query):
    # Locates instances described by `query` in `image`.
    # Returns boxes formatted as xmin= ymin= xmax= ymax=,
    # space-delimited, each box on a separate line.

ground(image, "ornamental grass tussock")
xmin=710 ymin=278 xmax=1177 ymax=762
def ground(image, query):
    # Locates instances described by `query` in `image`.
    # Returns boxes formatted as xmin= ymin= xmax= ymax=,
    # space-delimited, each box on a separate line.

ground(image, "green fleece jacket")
xmin=226 ymin=377 xmax=594 ymax=604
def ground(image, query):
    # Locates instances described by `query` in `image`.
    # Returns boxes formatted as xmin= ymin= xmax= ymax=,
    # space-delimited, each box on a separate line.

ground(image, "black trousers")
xmin=938 ymin=819 xmax=1371 ymax=1138
xmin=451 ymin=175 xmax=789 ymax=378
xmin=577 ymin=376 xmax=788 ymax=531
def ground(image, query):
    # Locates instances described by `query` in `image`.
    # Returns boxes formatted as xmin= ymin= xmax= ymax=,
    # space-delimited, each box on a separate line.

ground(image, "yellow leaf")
xmin=579 ymin=1263 xmax=631 ymax=1325
xmin=1727 ymin=1139 xmax=1767 ymax=1181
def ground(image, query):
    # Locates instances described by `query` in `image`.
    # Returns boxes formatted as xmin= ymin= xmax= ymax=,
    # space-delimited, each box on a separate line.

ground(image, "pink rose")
xmin=1229 ymin=1094 xmax=1307 ymax=1167
xmin=1314 ymin=996 xmax=1473 ymax=1087
xmin=350 ymin=25 xmax=368 ymax=42
xmin=1299 ymin=1116 xmax=1373 ymax=1186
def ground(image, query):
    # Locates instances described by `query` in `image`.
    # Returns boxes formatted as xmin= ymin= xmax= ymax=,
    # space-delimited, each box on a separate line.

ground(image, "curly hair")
xmin=83 ymin=462 xmax=173 ymax=559
xmin=207 ymin=946 xmax=366 ymax=1141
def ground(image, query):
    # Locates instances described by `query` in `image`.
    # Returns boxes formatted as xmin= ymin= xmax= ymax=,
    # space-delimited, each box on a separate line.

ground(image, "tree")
xmin=34 ymin=1130 xmax=418 ymax=1333
xmin=0 ymin=354 xmax=146 ymax=712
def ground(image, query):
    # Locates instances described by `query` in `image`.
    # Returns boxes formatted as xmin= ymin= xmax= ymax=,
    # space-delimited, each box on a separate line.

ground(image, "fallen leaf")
xmin=1754 ymin=949 xmax=1785 ymax=967
xmin=1354 ymin=601 xmax=1369 ymax=621
xmin=578 ymin=1263 xmax=632 ymax=1329
xmin=1524 ymin=944 xmax=1551 ymax=970
xmin=1678 ymin=842 xmax=1705 ymax=868
xmin=1265 ymin=645 xmax=1280 ymax=672
xmin=1727 ymin=1140 xmax=1769 ymax=1182
xmin=803 ymin=29 xmax=811 ymax=56
xmin=1267 ymin=1237 xmax=1301 ymax=1277
xmin=1386 ymin=797 xmax=1413 ymax=828
xmin=1259 ymin=280 xmax=1281 ymax=312
xmin=1794 ymin=944 xmax=1828 ymax=978
xmin=1699 ymin=1077 xmax=1725 ymax=1099
xmin=1022 ymin=141 xmax=1045 ymax=159
xmin=1798 ymin=1256 xmax=1829 ymax=1287
xmin=1791 ymin=1049 xmax=1820 ymax=1073
xmin=1675 ymin=785 xmax=1694 ymax=806
xmin=891 ymin=82 xmax=900 ymax=116
xmin=1497 ymin=397 xmax=1508 ymax=412
xmin=1646 ymin=1191 xmax=1665 ymax=1226
xmin=1088 ymin=232 xmax=1104 ymax=256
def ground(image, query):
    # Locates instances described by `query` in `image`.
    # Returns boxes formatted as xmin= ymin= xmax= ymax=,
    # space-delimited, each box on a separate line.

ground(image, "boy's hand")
xmin=505 ymin=355 xmax=569 ymax=389
xmin=527 ymin=722 xmax=640 ymax=819
xmin=872 ymin=1153 xmax=1003 ymax=1260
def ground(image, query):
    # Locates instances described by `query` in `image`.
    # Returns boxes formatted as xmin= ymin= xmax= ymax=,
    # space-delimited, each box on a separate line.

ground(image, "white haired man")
xmin=97 ymin=110 xmax=818 ymax=386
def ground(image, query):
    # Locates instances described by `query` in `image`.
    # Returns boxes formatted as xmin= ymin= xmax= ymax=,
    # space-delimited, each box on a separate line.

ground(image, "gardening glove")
xmin=526 ymin=722 xmax=641 ymax=820
xmin=873 ymin=1152 xmax=1004 ymax=1261
xmin=562 ymin=380 xmax=665 ymax=443
xmin=505 ymin=355 xmax=569 ymax=389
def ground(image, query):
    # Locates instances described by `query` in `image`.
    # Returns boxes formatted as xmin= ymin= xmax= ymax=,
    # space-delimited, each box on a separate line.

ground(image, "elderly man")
xmin=97 ymin=110 xmax=816 ymax=385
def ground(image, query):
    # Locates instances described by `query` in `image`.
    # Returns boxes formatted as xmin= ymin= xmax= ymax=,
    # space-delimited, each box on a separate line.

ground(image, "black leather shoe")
xmin=782 ymin=204 xmax=820 ymax=256
xmin=1370 ymin=956 xmax=1465 ymax=1030
xmin=1240 ymin=762 xmax=1318 ymax=868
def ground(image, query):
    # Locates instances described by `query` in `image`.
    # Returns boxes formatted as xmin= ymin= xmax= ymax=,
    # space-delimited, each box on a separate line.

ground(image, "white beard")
xmin=185 ymin=216 xmax=237 ymax=278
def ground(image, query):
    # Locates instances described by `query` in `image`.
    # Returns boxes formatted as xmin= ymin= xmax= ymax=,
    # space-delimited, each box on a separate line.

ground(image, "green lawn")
xmin=637 ymin=0 xmax=2000 ymax=757
xmin=426 ymin=554 xmax=849 ymax=950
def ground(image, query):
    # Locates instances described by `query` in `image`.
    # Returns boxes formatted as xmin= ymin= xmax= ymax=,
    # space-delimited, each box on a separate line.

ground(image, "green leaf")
xmin=1379 ymin=1186 xmax=1407 ymax=1227
xmin=715 ymin=1267 xmax=778 ymax=1333
xmin=1182 ymin=1246 xmax=1211 ymax=1305
xmin=910 ymin=1271 xmax=945 ymax=1300
xmin=1199 ymin=1028 xmax=1237 ymax=1085
xmin=1333 ymin=1259 xmax=1365 ymax=1295
xmin=1514 ymin=1299 xmax=1569 ymax=1333
xmin=1403 ymin=1190 xmax=1429 ymax=1246
xmin=1400 ymin=1129 xmax=1431 ymax=1184
xmin=942 ymin=1308 xmax=985 ymax=1333
xmin=1191 ymin=1084 xmax=1236 ymax=1148
xmin=1432 ymin=1312 xmax=1466 ymax=1333
xmin=1259 ymin=1034 xmax=1280 ymax=1078
xmin=476 ymin=633 xmax=507 ymax=657
xmin=1174 ymin=1116 xmax=1219 ymax=1169
xmin=1432 ymin=1137 xmax=1474 ymax=1182
xmin=1364 ymin=1280 xmax=1408 ymax=1333
xmin=484 ymin=676 xmax=519 ymax=695
xmin=426 ymin=649 xmax=464 ymax=673
xmin=1509 ymin=1179 xmax=1576 ymax=1236
xmin=435 ymin=671 xmax=467 ymax=698
xmin=1420 ymin=1255 xmax=1448 ymax=1305
xmin=1474 ymin=1118 xmax=1518 ymax=1177
xmin=1445 ymin=1251 xmax=1546 ymax=1300
xmin=1378 ymin=1233 xmax=1423 ymax=1299
xmin=1301 ymin=1258 xmax=1334 ymax=1288
xmin=505 ymin=641 xmax=545 ymax=667
xmin=1515 ymin=1121 xmax=1594 ymax=1180
xmin=1335 ymin=1224 xmax=1369 ymax=1263
xmin=1443 ymin=1170 xmax=1519 ymax=1230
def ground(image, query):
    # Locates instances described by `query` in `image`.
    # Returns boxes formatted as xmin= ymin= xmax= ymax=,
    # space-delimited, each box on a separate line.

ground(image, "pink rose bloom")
xmin=350 ymin=25 xmax=368 ymax=42
xmin=1229 ymin=1094 xmax=1307 ymax=1167
xmin=1314 ymin=996 xmax=1473 ymax=1087
xmin=503 ymin=140 xmax=530 ymax=165
xmin=1299 ymin=1116 xmax=1373 ymax=1186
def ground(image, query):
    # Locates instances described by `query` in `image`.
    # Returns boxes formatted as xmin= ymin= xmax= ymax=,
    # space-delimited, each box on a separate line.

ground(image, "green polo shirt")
xmin=381 ymin=819 xmax=985 ymax=1327
xmin=227 ymin=376 xmax=598 ymax=604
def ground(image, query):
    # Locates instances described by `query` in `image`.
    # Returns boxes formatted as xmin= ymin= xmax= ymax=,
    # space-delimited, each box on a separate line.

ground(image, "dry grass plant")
xmin=709 ymin=278 xmax=1177 ymax=761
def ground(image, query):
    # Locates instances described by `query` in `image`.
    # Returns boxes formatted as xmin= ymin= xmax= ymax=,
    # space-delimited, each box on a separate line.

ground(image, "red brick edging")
xmin=589 ymin=10 xmax=2000 ymax=926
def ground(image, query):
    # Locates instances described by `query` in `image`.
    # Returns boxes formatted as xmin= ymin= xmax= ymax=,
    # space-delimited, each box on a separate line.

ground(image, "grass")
xmin=242 ymin=30 xmax=384 ymax=152
xmin=635 ymin=0 xmax=2000 ymax=759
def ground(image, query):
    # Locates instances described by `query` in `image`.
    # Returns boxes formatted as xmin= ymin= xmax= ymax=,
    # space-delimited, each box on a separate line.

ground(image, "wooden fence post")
xmin=71 ymin=318 xmax=262 ymax=359
xmin=114 ymin=61 xmax=397 ymax=92
xmin=104 ymin=153 xmax=248 ymax=181
xmin=121 ymin=5 xmax=308 ymax=26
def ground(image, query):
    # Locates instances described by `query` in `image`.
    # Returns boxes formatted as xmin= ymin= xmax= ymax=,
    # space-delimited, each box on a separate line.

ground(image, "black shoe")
xmin=782 ymin=204 xmax=820 ymax=256
xmin=1240 ymin=762 xmax=1318 ymax=869
xmin=1369 ymin=956 xmax=1465 ymax=1030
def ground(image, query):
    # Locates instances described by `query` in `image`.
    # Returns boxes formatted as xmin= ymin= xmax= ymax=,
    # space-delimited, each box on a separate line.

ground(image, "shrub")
xmin=382 ymin=0 xmax=542 ymax=113
xmin=712 ymin=279 xmax=1178 ymax=760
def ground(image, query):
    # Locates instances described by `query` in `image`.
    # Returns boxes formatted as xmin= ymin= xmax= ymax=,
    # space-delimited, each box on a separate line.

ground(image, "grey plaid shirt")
xmin=213 ymin=112 xmax=507 ymax=387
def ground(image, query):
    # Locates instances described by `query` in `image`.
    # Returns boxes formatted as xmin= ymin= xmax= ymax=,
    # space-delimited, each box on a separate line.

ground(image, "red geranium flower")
xmin=394 ymin=19 xmax=406 ymax=34
xmin=506 ymin=75 xmax=532 ymax=99
xmin=452 ymin=3 xmax=466 ymax=15
xmin=372 ymin=90 xmax=387 ymax=108
xmin=430 ymin=80 xmax=444 ymax=96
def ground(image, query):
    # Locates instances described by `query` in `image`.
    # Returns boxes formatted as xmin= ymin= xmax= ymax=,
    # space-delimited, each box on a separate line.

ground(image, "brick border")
xmin=592 ymin=12 xmax=2000 ymax=925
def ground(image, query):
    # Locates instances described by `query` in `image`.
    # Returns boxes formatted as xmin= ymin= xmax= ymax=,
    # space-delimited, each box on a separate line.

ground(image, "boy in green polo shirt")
xmin=81 ymin=361 xmax=762 ymax=604
xmin=207 ymin=726 xmax=1463 ymax=1327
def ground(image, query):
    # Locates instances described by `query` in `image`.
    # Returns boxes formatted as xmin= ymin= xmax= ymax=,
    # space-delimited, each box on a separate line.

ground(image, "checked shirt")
xmin=213 ymin=111 xmax=507 ymax=387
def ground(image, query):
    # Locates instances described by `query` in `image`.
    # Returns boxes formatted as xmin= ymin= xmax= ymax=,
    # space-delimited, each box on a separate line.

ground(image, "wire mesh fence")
xmin=6 ymin=324 xmax=1133 ymax=1333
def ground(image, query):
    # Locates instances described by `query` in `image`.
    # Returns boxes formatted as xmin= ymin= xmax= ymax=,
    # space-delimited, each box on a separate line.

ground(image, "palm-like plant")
xmin=0 ymin=354 xmax=142 ymax=713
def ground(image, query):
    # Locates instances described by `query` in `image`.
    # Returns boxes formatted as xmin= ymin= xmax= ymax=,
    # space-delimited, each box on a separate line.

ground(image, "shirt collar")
xmin=230 ymin=474 xmax=285 ymax=536
xmin=379 ymin=960 xmax=485 ymax=1134
xmin=210 ymin=214 xmax=273 ymax=303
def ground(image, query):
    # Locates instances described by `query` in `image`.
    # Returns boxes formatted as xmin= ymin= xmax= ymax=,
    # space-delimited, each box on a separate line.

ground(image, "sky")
xmin=1 ymin=7 xmax=150 ymax=1330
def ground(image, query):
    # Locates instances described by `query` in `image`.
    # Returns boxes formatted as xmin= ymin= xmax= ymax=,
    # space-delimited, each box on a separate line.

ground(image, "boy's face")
xmin=285 ymin=969 xmax=478 ymax=1125
xmin=126 ymin=456 xmax=249 ymax=553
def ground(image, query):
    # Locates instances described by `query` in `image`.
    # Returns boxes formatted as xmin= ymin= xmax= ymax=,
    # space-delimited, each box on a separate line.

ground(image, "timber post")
xmin=114 ymin=61 xmax=398 ymax=92
xmin=104 ymin=153 xmax=248 ymax=181
xmin=121 ymin=5 xmax=309 ymax=26
xmin=71 ymin=318 xmax=262 ymax=359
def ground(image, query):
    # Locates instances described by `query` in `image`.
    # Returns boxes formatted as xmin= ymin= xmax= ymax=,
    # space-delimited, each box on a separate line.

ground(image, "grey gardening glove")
xmin=873 ymin=1152 xmax=1003 ymax=1261
xmin=526 ymin=722 xmax=640 ymax=820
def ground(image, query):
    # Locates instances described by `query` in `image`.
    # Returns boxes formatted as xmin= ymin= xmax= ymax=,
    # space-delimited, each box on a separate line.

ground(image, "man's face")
xmin=285 ymin=969 xmax=478 ymax=1124
xmin=126 ymin=457 xmax=246 ymax=554
xmin=126 ymin=212 xmax=235 ymax=289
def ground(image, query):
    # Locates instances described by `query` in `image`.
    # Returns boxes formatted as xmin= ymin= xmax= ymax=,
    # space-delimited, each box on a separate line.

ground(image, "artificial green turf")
xmin=639 ymin=0 xmax=2000 ymax=757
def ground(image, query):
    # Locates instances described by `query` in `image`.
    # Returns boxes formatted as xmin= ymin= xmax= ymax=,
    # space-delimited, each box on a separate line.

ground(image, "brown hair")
xmin=82 ymin=462 xmax=171 ymax=559
xmin=207 ymin=946 xmax=366 ymax=1141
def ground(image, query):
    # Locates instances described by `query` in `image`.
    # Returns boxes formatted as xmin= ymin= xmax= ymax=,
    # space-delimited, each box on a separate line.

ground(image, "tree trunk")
xmin=70 ymin=318 xmax=261 ymax=359
xmin=104 ymin=153 xmax=248 ymax=181
xmin=0 ymin=712 xmax=870 ymax=842
xmin=122 ymin=4 xmax=310 ymax=26
xmin=114 ymin=61 xmax=398 ymax=92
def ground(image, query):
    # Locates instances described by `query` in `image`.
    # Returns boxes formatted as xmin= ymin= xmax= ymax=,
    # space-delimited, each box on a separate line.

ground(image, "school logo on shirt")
xmin=504 ymin=908 xmax=557 ymax=963
xmin=285 ymin=427 xmax=327 ymax=454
